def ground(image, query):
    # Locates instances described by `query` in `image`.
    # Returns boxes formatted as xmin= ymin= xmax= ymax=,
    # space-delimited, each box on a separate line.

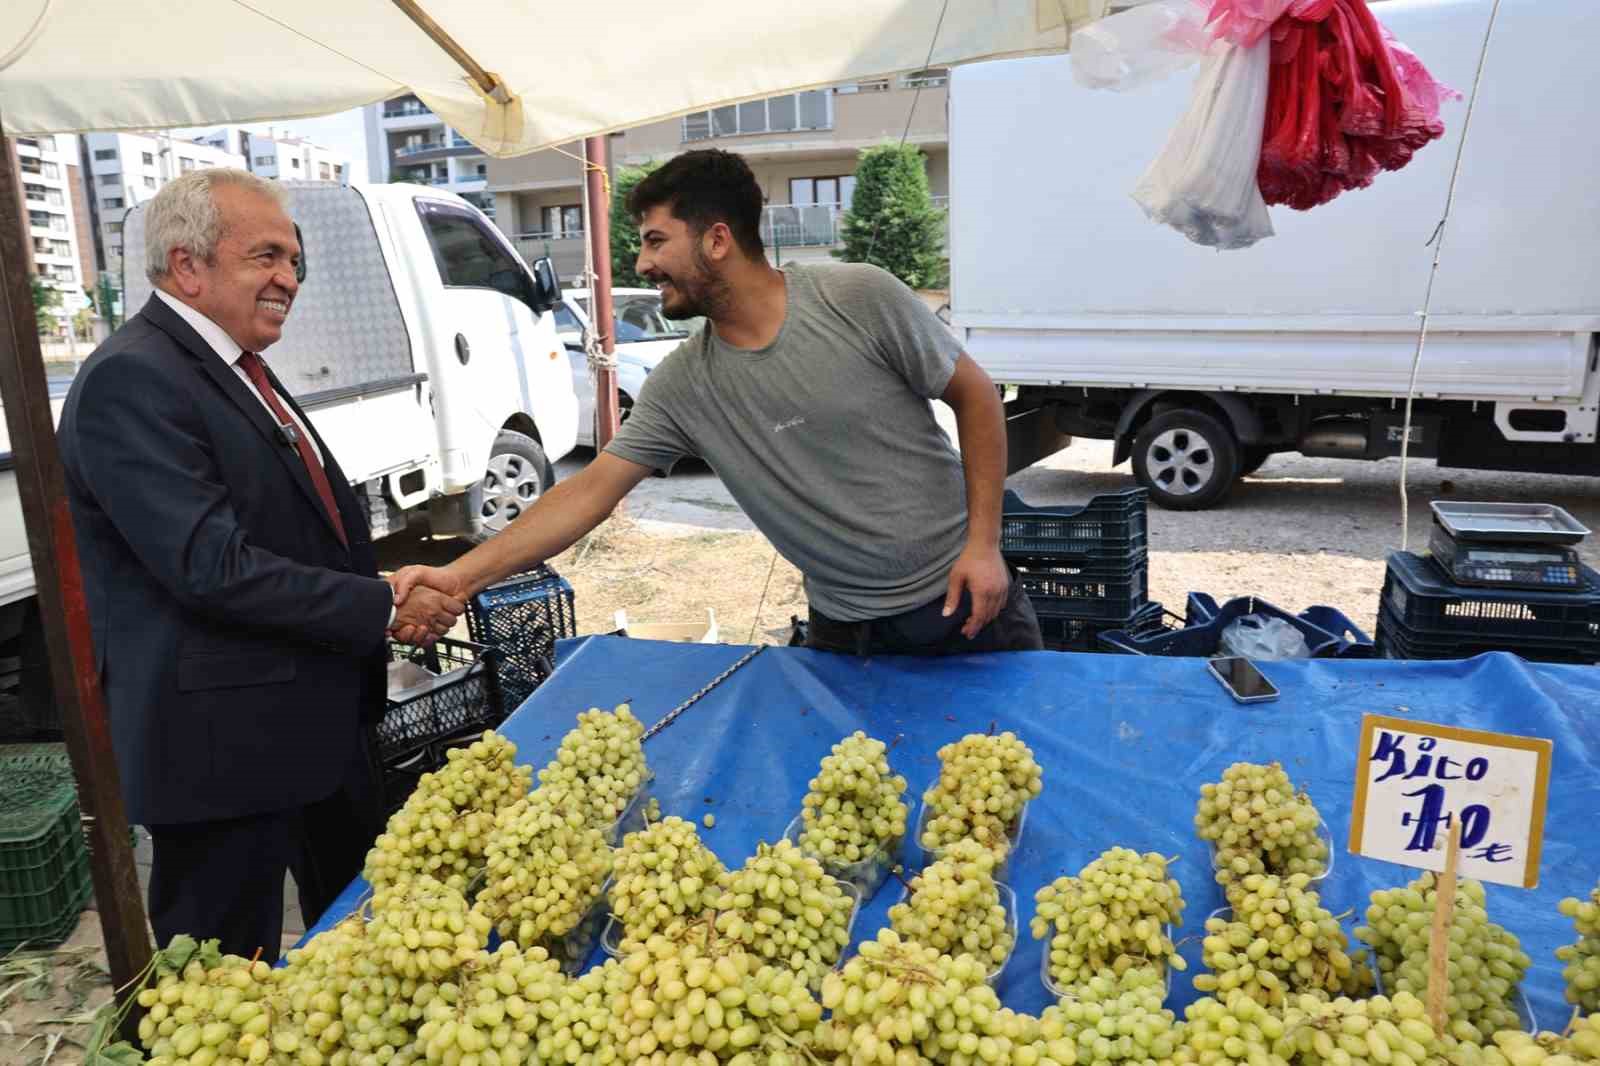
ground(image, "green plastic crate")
xmin=0 ymin=744 xmax=92 ymax=950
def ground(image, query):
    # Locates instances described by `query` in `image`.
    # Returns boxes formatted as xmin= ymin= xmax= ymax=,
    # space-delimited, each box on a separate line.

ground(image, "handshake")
xmin=384 ymin=564 xmax=468 ymax=647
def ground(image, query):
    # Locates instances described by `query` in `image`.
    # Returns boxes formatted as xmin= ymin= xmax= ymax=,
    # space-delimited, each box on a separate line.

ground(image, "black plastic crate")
xmin=1015 ymin=559 xmax=1147 ymax=621
xmin=1375 ymin=604 xmax=1600 ymax=665
xmin=467 ymin=565 xmax=575 ymax=714
xmin=1040 ymin=601 xmax=1166 ymax=653
xmin=1000 ymin=488 xmax=1148 ymax=566
xmin=1383 ymin=552 xmax=1600 ymax=648
xmin=379 ymin=729 xmax=490 ymax=816
xmin=373 ymin=637 xmax=503 ymax=766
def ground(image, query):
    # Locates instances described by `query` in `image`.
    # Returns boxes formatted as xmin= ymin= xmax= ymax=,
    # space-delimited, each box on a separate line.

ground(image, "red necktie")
xmin=237 ymin=351 xmax=348 ymax=546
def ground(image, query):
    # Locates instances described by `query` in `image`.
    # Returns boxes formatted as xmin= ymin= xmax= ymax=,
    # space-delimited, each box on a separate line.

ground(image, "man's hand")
xmin=942 ymin=544 xmax=1010 ymax=640
xmin=387 ymin=579 xmax=465 ymax=647
xmin=389 ymin=565 xmax=467 ymax=607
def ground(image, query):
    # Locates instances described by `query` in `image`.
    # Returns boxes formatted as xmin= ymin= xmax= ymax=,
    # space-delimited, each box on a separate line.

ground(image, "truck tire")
xmin=1132 ymin=409 xmax=1240 ymax=510
xmin=474 ymin=430 xmax=553 ymax=540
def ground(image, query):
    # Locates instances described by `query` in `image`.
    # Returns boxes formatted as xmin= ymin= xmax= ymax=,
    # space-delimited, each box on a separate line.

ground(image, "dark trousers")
xmin=146 ymin=742 xmax=380 ymax=962
xmin=806 ymin=573 xmax=1044 ymax=656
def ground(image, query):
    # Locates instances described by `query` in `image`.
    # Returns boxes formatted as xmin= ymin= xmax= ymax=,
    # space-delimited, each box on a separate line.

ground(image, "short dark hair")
xmin=627 ymin=149 xmax=765 ymax=259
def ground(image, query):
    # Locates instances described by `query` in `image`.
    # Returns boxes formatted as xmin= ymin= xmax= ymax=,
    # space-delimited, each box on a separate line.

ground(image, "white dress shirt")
xmin=153 ymin=289 xmax=321 ymax=463
xmin=152 ymin=289 xmax=397 ymax=628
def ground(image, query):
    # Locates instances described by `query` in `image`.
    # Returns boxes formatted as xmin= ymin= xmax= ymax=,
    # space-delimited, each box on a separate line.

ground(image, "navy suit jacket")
xmin=58 ymin=294 xmax=393 ymax=825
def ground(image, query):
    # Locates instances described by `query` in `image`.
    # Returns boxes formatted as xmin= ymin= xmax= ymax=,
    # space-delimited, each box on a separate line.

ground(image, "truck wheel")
xmin=1132 ymin=409 xmax=1240 ymax=510
xmin=475 ymin=430 xmax=552 ymax=540
xmin=1240 ymin=446 xmax=1273 ymax=476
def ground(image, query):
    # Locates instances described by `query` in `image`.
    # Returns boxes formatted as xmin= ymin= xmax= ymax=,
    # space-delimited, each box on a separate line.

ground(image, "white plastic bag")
xmin=1130 ymin=35 xmax=1274 ymax=249
xmin=1070 ymin=0 xmax=1212 ymax=91
xmin=1219 ymin=615 xmax=1311 ymax=660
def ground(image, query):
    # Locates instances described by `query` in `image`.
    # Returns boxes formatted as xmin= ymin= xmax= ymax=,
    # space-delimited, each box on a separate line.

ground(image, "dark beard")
xmin=662 ymin=247 xmax=730 ymax=321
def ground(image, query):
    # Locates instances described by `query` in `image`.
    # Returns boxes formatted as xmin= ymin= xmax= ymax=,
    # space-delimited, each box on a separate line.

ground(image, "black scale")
xmin=1428 ymin=502 xmax=1590 ymax=591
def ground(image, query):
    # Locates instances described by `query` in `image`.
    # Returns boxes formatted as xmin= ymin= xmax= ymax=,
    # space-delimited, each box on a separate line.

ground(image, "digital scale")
xmin=1428 ymin=502 xmax=1591 ymax=591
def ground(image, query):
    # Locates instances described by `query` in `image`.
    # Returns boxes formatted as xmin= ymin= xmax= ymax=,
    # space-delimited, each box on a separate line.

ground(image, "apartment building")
xmin=80 ymin=132 xmax=247 ymax=283
xmin=195 ymin=127 xmax=349 ymax=184
xmin=10 ymin=133 xmax=93 ymax=331
xmin=484 ymin=71 xmax=951 ymax=278
xmin=362 ymin=95 xmax=493 ymax=216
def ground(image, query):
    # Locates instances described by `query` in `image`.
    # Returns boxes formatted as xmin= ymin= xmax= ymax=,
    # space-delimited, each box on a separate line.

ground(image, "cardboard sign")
xmin=1349 ymin=714 xmax=1552 ymax=888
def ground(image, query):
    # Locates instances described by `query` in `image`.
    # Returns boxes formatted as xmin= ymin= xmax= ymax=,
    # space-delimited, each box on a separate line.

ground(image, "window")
xmin=103 ymin=197 xmax=124 ymax=209
xmin=37 ymin=161 xmax=59 ymax=179
xmin=319 ymin=163 xmax=331 ymax=180
xmin=94 ymin=148 xmax=118 ymax=161
xmin=290 ymin=158 xmax=301 ymax=169
xmin=552 ymin=303 xmax=583 ymax=337
xmin=99 ymin=172 xmax=121 ymax=186
xmin=475 ymin=163 xmax=487 ymax=177
xmin=334 ymin=165 xmax=344 ymax=180
xmin=789 ymin=175 xmax=855 ymax=208
xmin=682 ymin=90 xmax=830 ymax=141
xmin=142 ymin=152 xmax=154 ymax=166
xmin=53 ymin=240 xmax=72 ymax=257
xmin=900 ymin=68 xmax=949 ymax=89
xmin=179 ymin=157 xmax=196 ymax=173
xmin=255 ymin=155 xmax=274 ymax=166
xmin=417 ymin=203 xmax=534 ymax=309
xmin=109 ymin=243 xmax=122 ymax=258
xmin=37 ymin=136 xmax=55 ymax=151
xmin=108 ymin=222 xmax=124 ymax=234
xmin=144 ymin=176 xmax=158 ymax=190
xmin=834 ymin=80 xmax=890 ymax=94
xmin=541 ymin=205 xmax=583 ymax=238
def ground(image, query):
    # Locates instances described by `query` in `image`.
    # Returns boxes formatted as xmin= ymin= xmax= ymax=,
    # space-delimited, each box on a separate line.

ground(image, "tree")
xmin=609 ymin=161 xmax=663 ymax=289
xmin=28 ymin=275 xmax=62 ymax=335
xmin=834 ymin=144 xmax=947 ymax=290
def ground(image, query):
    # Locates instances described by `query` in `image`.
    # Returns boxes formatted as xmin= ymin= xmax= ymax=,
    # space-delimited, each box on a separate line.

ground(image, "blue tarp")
xmin=308 ymin=638 xmax=1600 ymax=1026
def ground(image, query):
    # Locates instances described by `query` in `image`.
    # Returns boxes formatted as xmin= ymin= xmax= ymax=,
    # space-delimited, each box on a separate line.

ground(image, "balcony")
xmin=682 ymin=91 xmax=832 ymax=143
xmin=382 ymin=100 xmax=433 ymax=119
xmin=394 ymin=136 xmax=482 ymax=163
xmin=761 ymin=196 xmax=948 ymax=250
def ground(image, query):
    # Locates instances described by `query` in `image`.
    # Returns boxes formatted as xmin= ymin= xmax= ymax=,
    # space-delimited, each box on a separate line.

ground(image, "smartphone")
xmin=1207 ymin=656 xmax=1280 ymax=703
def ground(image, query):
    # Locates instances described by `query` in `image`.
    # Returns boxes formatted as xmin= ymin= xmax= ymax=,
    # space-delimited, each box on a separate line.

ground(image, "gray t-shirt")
xmin=605 ymin=261 xmax=968 ymax=622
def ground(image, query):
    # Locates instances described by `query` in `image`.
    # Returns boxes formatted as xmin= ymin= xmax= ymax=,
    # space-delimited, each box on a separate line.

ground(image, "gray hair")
xmin=144 ymin=169 xmax=289 ymax=284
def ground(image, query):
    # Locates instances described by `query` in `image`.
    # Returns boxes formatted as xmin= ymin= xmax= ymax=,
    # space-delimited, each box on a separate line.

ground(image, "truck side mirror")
xmin=530 ymin=257 xmax=560 ymax=313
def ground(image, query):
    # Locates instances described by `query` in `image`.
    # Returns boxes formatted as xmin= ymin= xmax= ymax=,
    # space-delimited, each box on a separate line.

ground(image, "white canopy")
xmin=0 ymin=0 xmax=1100 ymax=156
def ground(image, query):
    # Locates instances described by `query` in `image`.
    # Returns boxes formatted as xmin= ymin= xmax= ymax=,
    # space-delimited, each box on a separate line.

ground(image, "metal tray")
xmin=1429 ymin=502 xmax=1590 ymax=545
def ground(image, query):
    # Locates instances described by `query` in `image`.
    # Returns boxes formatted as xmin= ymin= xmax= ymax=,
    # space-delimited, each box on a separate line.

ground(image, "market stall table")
xmin=308 ymin=638 xmax=1600 ymax=1023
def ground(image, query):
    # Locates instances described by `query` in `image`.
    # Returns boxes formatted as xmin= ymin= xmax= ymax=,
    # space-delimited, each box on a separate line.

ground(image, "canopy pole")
xmin=0 ymin=126 xmax=150 ymax=1037
xmin=586 ymin=135 xmax=621 ymax=449
xmin=389 ymin=0 xmax=513 ymax=103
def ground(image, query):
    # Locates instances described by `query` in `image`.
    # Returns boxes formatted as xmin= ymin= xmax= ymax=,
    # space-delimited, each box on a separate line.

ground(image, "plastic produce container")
xmin=1208 ymin=813 xmax=1335 ymax=885
xmin=891 ymin=879 xmax=1019 ymax=986
xmin=1038 ymin=922 xmax=1174 ymax=1000
xmin=914 ymin=798 xmax=1030 ymax=880
xmin=782 ymin=813 xmax=901 ymax=899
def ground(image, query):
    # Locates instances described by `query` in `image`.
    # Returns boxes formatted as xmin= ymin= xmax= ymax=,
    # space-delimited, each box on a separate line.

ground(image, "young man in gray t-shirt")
xmin=392 ymin=150 xmax=1040 ymax=656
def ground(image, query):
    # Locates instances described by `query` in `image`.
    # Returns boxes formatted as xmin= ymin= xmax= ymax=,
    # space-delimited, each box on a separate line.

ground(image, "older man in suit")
xmin=58 ymin=169 xmax=463 ymax=960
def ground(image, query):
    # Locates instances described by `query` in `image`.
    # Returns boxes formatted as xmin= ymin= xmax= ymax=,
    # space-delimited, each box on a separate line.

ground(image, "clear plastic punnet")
xmin=914 ymin=798 xmax=1030 ymax=881
xmin=1038 ymin=923 xmax=1175 ymax=1000
xmin=1208 ymin=812 xmax=1336 ymax=885
xmin=782 ymin=813 xmax=901 ymax=900
xmin=604 ymin=773 xmax=656 ymax=847
xmin=890 ymin=879 xmax=1019 ymax=987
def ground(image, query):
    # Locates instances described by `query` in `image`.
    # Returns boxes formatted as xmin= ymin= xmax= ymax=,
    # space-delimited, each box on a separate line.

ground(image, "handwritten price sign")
xmin=1349 ymin=715 xmax=1552 ymax=889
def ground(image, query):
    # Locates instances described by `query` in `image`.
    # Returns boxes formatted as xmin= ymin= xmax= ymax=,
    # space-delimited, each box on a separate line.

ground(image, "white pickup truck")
xmin=950 ymin=0 xmax=1598 ymax=509
xmin=0 ymin=181 xmax=578 ymax=731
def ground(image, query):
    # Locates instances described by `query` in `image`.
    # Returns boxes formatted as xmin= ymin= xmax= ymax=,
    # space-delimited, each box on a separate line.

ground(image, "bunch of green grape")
xmin=604 ymin=933 xmax=822 ymax=1066
xmin=1557 ymin=884 xmax=1600 ymax=1014
xmin=532 ymin=959 xmax=617 ymax=1066
xmin=1354 ymin=873 xmax=1530 ymax=1045
xmin=363 ymin=732 xmax=533 ymax=892
xmin=1273 ymin=991 xmax=1439 ymax=1066
xmin=135 ymin=946 xmax=277 ymax=1066
xmin=796 ymin=731 xmax=908 ymax=869
xmin=888 ymin=838 xmax=1013 ymax=972
xmin=1481 ymin=1014 xmax=1600 ymax=1066
xmin=331 ymin=938 xmax=428 ymax=1066
xmin=816 ymin=927 xmax=1015 ymax=1066
xmin=472 ymin=786 xmax=614 ymax=950
xmin=536 ymin=704 xmax=649 ymax=833
xmin=609 ymin=815 xmax=727 ymax=947
xmin=1168 ymin=990 xmax=1293 ymax=1066
xmin=266 ymin=914 xmax=374 ymax=1066
xmin=1038 ymin=966 xmax=1179 ymax=1066
xmin=368 ymin=874 xmax=491 ymax=981
xmin=1030 ymin=847 xmax=1185 ymax=992
xmin=712 ymin=839 xmax=854 ymax=988
xmin=919 ymin=732 xmax=1043 ymax=859
xmin=1195 ymin=762 xmax=1328 ymax=893
xmin=1193 ymin=873 xmax=1372 ymax=1007
xmin=414 ymin=941 xmax=567 ymax=1066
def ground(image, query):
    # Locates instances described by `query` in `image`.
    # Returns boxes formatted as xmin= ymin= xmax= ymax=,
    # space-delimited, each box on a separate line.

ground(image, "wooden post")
xmin=1426 ymin=818 xmax=1463 ymax=1034
xmin=0 ymin=124 xmax=151 ymax=1037
xmin=584 ymin=135 xmax=621 ymax=449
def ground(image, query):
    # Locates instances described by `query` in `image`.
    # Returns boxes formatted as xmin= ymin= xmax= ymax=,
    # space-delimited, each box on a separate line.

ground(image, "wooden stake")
xmin=1426 ymin=818 xmax=1462 ymax=1034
